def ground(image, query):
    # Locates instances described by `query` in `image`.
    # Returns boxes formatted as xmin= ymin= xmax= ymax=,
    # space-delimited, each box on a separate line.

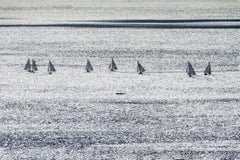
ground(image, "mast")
xmin=204 ymin=62 xmax=211 ymax=75
xmin=137 ymin=61 xmax=145 ymax=74
xmin=109 ymin=58 xmax=118 ymax=71
xmin=186 ymin=61 xmax=196 ymax=77
xmin=85 ymin=59 xmax=94 ymax=72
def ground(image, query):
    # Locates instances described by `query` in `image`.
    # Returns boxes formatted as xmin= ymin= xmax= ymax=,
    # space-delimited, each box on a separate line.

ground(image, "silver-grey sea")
xmin=0 ymin=0 xmax=239 ymax=159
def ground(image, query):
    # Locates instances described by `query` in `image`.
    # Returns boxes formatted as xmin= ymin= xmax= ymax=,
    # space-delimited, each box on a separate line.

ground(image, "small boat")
xmin=109 ymin=58 xmax=118 ymax=71
xmin=137 ymin=61 xmax=145 ymax=74
xmin=24 ymin=58 xmax=31 ymax=71
xmin=24 ymin=58 xmax=34 ymax=73
xmin=32 ymin=59 xmax=38 ymax=71
xmin=48 ymin=60 xmax=56 ymax=74
xmin=186 ymin=61 xmax=196 ymax=77
xmin=204 ymin=62 xmax=211 ymax=75
xmin=116 ymin=92 xmax=125 ymax=95
xmin=85 ymin=59 xmax=94 ymax=72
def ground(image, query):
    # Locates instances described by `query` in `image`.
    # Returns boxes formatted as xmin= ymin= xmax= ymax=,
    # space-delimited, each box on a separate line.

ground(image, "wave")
xmin=98 ymin=98 xmax=240 ymax=105
xmin=1 ymin=129 xmax=239 ymax=149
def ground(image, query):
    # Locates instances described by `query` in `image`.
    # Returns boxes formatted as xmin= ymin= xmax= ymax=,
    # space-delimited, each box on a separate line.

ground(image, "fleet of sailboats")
xmin=24 ymin=58 xmax=212 ymax=76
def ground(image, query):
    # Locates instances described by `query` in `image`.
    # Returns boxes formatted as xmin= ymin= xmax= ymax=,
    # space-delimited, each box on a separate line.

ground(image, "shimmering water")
xmin=0 ymin=0 xmax=240 ymax=159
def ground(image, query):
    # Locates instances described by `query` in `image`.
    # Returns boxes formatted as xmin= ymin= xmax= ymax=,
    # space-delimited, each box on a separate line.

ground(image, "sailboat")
xmin=109 ymin=58 xmax=118 ymax=71
xmin=204 ymin=62 xmax=211 ymax=75
xmin=85 ymin=59 xmax=94 ymax=72
xmin=137 ymin=61 xmax=145 ymax=74
xmin=32 ymin=59 xmax=38 ymax=71
xmin=24 ymin=58 xmax=31 ymax=70
xmin=186 ymin=61 xmax=196 ymax=77
xmin=24 ymin=58 xmax=34 ymax=73
xmin=48 ymin=60 xmax=56 ymax=74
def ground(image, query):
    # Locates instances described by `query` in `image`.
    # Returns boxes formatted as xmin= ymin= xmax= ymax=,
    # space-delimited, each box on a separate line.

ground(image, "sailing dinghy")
xmin=85 ymin=59 xmax=94 ymax=72
xmin=109 ymin=58 xmax=118 ymax=71
xmin=32 ymin=59 xmax=38 ymax=71
xmin=186 ymin=61 xmax=196 ymax=77
xmin=24 ymin=58 xmax=34 ymax=73
xmin=48 ymin=60 xmax=56 ymax=74
xmin=137 ymin=61 xmax=145 ymax=74
xmin=204 ymin=62 xmax=211 ymax=75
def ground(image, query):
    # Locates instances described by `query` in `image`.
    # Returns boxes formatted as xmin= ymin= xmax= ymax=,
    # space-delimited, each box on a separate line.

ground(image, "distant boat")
xmin=109 ymin=58 xmax=118 ymax=71
xmin=116 ymin=92 xmax=125 ymax=95
xmin=204 ymin=62 xmax=211 ymax=75
xmin=85 ymin=59 xmax=94 ymax=72
xmin=137 ymin=61 xmax=145 ymax=74
xmin=24 ymin=58 xmax=34 ymax=73
xmin=186 ymin=61 xmax=196 ymax=77
xmin=32 ymin=59 xmax=38 ymax=71
xmin=24 ymin=58 xmax=31 ymax=71
xmin=48 ymin=60 xmax=56 ymax=74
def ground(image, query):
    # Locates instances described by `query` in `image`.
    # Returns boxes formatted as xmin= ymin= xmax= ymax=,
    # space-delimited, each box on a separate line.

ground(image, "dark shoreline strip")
xmin=78 ymin=19 xmax=240 ymax=23
xmin=0 ymin=23 xmax=240 ymax=29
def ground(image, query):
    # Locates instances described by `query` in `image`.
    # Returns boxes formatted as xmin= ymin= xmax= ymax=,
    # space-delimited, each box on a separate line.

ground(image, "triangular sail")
xmin=48 ymin=61 xmax=56 ymax=73
xmin=186 ymin=61 xmax=196 ymax=77
xmin=85 ymin=59 xmax=94 ymax=72
xmin=109 ymin=58 xmax=118 ymax=71
xmin=137 ymin=61 xmax=145 ymax=74
xmin=204 ymin=62 xmax=211 ymax=75
xmin=24 ymin=58 xmax=31 ymax=71
xmin=32 ymin=59 xmax=38 ymax=71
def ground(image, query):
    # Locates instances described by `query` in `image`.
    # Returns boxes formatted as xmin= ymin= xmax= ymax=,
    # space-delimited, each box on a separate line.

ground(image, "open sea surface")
xmin=0 ymin=0 xmax=239 ymax=159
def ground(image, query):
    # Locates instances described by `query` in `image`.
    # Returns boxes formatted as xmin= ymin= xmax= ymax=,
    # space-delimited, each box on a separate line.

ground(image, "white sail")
xmin=85 ymin=59 xmax=94 ymax=72
xmin=186 ymin=61 xmax=196 ymax=77
xmin=137 ymin=61 xmax=145 ymax=74
xmin=109 ymin=58 xmax=118 ymax=71
xmin=204 ymin=62 xmax=211 ymax=75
